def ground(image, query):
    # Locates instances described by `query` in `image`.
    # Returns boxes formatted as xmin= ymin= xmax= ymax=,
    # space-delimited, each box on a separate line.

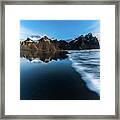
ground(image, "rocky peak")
xmin=20 ymin=33 xmax=100 ymax=51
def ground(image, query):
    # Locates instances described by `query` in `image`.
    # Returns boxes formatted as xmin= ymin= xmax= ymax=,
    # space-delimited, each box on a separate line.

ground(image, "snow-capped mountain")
xmin=29 ymin=35 xmax=41 ymax=41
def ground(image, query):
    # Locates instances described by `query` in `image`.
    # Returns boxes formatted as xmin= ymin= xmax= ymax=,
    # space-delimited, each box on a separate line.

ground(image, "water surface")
xmin=20 ymin=50 xmax=100 ymax=100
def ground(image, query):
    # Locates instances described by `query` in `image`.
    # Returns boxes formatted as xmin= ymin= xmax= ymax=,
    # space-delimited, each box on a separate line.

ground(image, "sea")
xmin=20 ymin=49 xmax=100 ymax=100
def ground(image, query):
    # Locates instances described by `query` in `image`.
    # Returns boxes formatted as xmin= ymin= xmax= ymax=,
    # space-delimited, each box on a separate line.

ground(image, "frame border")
xmin=0 ymin=0 xmax=119 ymax=119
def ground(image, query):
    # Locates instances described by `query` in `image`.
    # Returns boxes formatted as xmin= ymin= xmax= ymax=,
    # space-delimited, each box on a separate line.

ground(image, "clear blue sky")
xmin=20 ymin=20 xmax=100 ymax=40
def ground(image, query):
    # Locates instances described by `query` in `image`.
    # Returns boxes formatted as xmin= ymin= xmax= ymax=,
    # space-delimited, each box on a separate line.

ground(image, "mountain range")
xmin=20 ymin=33 xmax=100 ymax=51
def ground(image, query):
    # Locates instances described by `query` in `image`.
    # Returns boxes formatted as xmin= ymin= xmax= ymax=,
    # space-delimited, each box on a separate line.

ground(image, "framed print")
xmin=0 ymin=0 xmax=120 ymax=119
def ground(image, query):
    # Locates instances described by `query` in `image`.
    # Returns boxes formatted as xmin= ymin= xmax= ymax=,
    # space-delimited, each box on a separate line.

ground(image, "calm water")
xmin=20 ymin=50 xmax=100 ymax=100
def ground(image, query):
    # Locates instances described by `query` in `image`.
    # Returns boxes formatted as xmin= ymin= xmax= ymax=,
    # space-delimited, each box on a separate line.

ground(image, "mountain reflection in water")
xmin=20 ymin=50 xmax=69 ymax=63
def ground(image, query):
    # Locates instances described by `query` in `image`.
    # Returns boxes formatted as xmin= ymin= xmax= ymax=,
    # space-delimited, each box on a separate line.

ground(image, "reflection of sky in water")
xmin=20 ymin=51 xmax=69 ymax=75
xmin=20 ymin=55 xmax=71 ymax=84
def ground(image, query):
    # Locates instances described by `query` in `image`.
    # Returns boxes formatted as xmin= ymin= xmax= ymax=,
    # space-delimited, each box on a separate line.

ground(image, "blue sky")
xmin=20 ymin=20 xmax=100 ymax=40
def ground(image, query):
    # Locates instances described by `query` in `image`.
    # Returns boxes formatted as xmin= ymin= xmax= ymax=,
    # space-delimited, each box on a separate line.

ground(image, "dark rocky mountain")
xmin=20 ymin=33 xmax=100 ymax=51
xmin=69 ymin=33 xmax=100 ymax=50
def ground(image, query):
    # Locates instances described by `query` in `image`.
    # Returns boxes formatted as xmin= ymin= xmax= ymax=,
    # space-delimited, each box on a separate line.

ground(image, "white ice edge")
xmin=68 ymin=50 xmax=100 ymax=95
